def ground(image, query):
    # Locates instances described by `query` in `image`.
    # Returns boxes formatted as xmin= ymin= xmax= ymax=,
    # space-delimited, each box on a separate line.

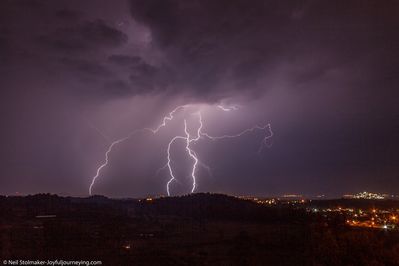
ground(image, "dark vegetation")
xmin=1 ymin=193 xmax=399 ymax=265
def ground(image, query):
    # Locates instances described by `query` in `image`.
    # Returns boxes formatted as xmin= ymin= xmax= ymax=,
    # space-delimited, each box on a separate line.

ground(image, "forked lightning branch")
xmin=89 ymin=104 xmax=273 ymax=196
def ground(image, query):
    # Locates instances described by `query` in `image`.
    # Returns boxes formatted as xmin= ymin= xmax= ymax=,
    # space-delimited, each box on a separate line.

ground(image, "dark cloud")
xmin=129 ymin=0 xmax=399 ymax=101
xmin=60 ymin=58 xmax=111 ymax=77
xmin=109 ymin=59 xmax=174 ymax=96
xmin=0 ymin=36 xmax=7 ymax=59
xmin=129 ymin=62 xmax=160 ymax=90
xmin=16 ymin=0 xmax=45 ymax=9
xmin=55 ymin=8 xmax=81 ymax=20
xmin=103 ymin=80 xmax=131 ymax=96
xmin=107 ymin=54 xmax=176 ymax=96
xmin=108 ymin=54 xmax=142 ymax=67
xmin=40 ymin=19 xmax=128 ymax=53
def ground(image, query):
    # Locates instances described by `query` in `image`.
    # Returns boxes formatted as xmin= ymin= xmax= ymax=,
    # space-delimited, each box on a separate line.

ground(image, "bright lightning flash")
xmin=89 ymin=104 xmax=272 ymax=196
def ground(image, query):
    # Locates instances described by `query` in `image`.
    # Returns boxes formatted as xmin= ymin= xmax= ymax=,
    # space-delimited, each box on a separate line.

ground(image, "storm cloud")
xmin=0 ymin=0 xmax=398 ymax=197
xmin=129 ymin=0 xmax=399 ymax=101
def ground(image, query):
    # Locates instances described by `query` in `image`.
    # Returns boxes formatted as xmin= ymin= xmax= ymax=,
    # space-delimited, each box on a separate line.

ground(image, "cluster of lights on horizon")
xmin=89 ymin=104 xmax=273 ymax=196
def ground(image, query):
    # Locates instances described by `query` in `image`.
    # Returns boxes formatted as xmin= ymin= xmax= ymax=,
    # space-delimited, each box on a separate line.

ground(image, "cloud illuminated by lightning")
xmin=89 ymin=104 xmax=273 ymax=196
xmin=217 ymin=104 xmax=240 ymax=112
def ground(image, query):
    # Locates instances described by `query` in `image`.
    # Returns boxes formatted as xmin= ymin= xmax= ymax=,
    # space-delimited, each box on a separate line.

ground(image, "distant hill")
xmin=0 ymin=193 xmax=307 ymax=223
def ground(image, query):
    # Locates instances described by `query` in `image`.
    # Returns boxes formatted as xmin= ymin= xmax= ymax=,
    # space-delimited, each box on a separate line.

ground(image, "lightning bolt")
xmin=165 ymin=135 xmax=185 ymax=196
xmin=201 ymin=123 xmax=273 ymax=152
xmin=162 ymin=111 xmax=272 ymax=196
xmin=164 ymin=113 xmax=201 ymax=196
xmin=89 ymin=104 xmax=273 ymax=196
xmin=146 ymin=104 xmax=189 ymax=133
xmin=89 ymin=105 xmax=189 ymax=195
xmin=89 ymin=137 xmax=127 ymax=195
xmin=184 ymin=119 xmax=199 ymax=193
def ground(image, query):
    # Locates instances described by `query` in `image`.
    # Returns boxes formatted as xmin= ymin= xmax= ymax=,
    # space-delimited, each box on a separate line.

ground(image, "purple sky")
xmin=0 ymin=0 xmax=398 ymax=197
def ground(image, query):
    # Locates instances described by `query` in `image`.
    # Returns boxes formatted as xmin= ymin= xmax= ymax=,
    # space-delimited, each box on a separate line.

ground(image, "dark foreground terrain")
xmin=1 ymin=194 xmax=399 ymax=265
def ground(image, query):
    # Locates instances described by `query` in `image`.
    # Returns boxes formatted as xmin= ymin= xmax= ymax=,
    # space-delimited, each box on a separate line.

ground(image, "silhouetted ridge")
xmin=137 ymin=193 xmax=305 ymax=222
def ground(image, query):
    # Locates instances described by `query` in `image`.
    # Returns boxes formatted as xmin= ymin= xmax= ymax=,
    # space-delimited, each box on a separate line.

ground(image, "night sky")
xmin=0 ymin=0 xmax=398 ymax=197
